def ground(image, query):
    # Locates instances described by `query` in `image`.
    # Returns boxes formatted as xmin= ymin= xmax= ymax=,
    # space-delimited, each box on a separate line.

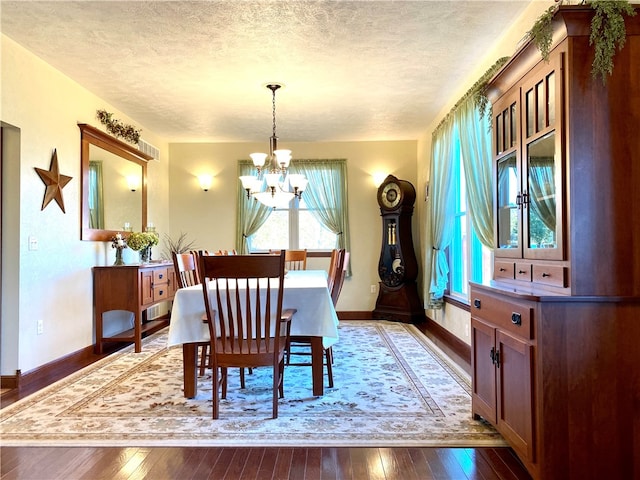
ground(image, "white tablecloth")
xmin=167 ymin=270 xmax=339 ymax=349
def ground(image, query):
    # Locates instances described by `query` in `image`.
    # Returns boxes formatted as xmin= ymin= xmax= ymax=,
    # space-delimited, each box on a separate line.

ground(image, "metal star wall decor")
xmin=35 ymin=149 xmax=72 ymax=213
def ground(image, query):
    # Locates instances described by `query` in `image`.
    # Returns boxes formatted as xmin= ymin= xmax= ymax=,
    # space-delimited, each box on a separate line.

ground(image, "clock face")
xmin=381 ymin=182 xmax=401 ymax=209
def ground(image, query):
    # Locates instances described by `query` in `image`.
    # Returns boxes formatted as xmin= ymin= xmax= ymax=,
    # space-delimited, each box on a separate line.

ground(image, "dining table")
xmin=167 ymin=269 xmax=339 ymax=397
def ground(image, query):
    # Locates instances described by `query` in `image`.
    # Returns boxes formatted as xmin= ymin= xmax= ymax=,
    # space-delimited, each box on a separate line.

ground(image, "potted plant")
xmin=126 ymin=231 xmax=159 ymax=263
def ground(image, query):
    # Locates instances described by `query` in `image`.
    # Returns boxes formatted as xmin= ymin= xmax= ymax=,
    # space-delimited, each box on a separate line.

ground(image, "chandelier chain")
xmin=272 ymin=87 xmax=277 ymax=139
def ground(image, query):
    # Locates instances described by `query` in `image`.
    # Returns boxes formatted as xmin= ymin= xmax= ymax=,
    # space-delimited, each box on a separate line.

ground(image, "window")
xmin=448 ymin=146 xmax=492 ymax=300
xmin=243 ymin=159 xmax=349 ymax=254
xmin=249 ymin=196 xmax=337 ymax=251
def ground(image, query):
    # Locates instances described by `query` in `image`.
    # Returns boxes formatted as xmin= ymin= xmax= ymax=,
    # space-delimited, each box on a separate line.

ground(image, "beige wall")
xmin=168 ymin=140 xmax=419 ymax=311
xmin=1 ymin=35 xmax=170 ymax=374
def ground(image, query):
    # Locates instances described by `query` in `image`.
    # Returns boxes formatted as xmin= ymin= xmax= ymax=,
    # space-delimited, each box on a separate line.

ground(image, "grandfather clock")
xmin=372 ymin=175 xmax=425 ymax=323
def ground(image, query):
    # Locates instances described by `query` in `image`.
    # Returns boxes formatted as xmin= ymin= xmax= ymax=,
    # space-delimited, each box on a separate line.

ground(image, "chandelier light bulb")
xmin=250 ymin=153 xmax=267 ymax=167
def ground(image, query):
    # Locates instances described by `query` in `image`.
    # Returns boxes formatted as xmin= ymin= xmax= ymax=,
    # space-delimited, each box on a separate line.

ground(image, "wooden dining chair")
xmin=173 ymin=251 xmax=201 ymax=288
xmin=200 ymin=252 xmax=296 ymax=419
xmin=331 ymin=250 xmax=350 ymax=306
xmin=172 ymin=251 xmax=212 ymax=375
xmin=285 ymin=249 xmax=347 ymax=389
xmin=285 ymin=249 xmax=307 ymax=270
xmin=326 ymin=248 xmax=342 ymax=294
xmin=173 ymin=250 xmax=251 ymax=383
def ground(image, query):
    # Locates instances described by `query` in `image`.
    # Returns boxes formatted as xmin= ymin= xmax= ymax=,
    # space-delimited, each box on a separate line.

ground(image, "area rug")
xmin=0 ymin=320 xmax=505 ymax=447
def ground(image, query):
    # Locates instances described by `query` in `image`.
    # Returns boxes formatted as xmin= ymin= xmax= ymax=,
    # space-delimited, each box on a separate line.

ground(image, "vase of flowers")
xmin=126 ymin=231 xmax=159 ymax=264
xmin=111 ymin=233 xmax=127 ymax=265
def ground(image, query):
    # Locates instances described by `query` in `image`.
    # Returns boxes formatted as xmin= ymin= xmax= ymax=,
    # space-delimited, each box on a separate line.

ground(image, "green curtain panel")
xmin=235 ymin=161 xmax=273 ymax=254
xmin=457 ymin=98 xmax=494 ymax=249
xmin=291 ymin=159 xmax=352 ymax=276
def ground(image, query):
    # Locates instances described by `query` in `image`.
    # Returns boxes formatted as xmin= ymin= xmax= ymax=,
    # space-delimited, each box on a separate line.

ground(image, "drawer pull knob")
xmin=542 ymin=272 xmax=550 ymax=277
xmin=499 ymin=267 xmax=506 ymax=272
xmin=511 ymin=312 xmax=522 ymax=326
xmin=473 ymin=299 xmax=481 ymax=309
xmin=158 ymin=274 xmax=164 ymax=279
xmin=159 ymin=290 xmax=164 ymax=295
xmin=518 ymin=270 xmax=526 ymax=274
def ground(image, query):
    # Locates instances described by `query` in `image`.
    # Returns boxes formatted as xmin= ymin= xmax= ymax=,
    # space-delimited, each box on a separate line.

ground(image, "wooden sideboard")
xmin=93 ymin=263 xmax=177 ymax=353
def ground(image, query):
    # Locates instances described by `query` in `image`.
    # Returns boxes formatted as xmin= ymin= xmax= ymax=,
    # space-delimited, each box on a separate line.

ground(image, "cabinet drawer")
xmin=515 ymin=262 xmax=532 ymax=282
xmin=532 ymin=264 xmax=567 ymax=288
xmin=494 ymin=261 xmax=514 ymax=280
xmin=470 ymin=292 xmax=533 ymax=340
xmin=153 ymin=284 xmax=170 ymax=301
xmin=153 ymin=268 xmax=169 ymax=285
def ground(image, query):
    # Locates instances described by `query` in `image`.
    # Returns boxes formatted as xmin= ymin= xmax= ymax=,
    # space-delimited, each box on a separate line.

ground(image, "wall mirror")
xmin=79 ymin=123 xmax=151 ymax=241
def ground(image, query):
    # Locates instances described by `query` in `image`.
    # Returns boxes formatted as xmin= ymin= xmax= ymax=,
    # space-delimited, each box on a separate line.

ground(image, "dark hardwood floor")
xmin=0 ymin=328 xmax=531 ymax=480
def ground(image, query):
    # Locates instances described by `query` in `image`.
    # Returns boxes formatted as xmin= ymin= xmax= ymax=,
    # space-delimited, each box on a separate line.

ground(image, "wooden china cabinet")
xmin=470 ymin=6 xmax=640 ymax=479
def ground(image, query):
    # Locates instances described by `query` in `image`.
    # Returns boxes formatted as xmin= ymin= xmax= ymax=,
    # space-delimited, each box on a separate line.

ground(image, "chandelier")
xmin=239 ymin=84 xmax=307 ymax=209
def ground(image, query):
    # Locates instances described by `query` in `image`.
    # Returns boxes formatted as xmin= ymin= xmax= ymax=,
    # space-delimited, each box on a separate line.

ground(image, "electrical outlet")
xmin=465 ymin=323 xmax=470 ymax=337
xmin=370 ymin=284 xmax=377 ymax=294
xmin=37 ymin=319 xmax=44 ymax=335
xmin=28 ymin=235 xmax=39 ymax=251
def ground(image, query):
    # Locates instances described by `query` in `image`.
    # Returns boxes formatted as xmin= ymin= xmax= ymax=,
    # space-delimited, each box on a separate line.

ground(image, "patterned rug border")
xmin=1 ymin=321 xmax=506 ymax=448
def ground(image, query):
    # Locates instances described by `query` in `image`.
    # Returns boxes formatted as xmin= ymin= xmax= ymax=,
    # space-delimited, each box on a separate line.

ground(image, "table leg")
xmin=183 ymin=343 xmax=198 ymax=398
xmin=310 ymin=336 xmax=324 ymax=396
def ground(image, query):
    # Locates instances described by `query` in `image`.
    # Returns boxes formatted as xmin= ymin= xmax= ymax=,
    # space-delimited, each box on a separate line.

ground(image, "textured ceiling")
xmin=1 ymin=1 xmax=533 ymax=143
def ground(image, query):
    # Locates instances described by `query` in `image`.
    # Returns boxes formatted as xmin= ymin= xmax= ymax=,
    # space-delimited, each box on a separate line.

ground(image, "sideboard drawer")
xmin=153 ymin=284 xmax=170 ymax=301
xmin=470 ymin=291 xmax=533 ymax=340
xmin=532 ymin=264 xmax=567 ymax=288
xmin=495 ymin=261 xmax=515 ymax=280
xmin=153 ymin=267 xmax=169 ymax=285
xmin=515 ymin=262 xmax=532 ymax=282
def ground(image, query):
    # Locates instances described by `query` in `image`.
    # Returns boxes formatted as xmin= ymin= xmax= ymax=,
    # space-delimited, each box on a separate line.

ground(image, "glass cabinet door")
xmin=496 ymin=153 xmax=520 ymax=256
xmin=521 ymin=55 xmax=564 ymax=261
xmin=526 ymin=132 xmax=557 ymax=250
xmin=493 ymin=86 xmax=521 ymax=259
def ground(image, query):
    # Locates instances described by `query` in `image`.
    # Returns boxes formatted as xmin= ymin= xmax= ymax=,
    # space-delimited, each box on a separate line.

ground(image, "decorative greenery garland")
xmin=96 ymin=109 xmax=141 ymax=144
xmin=432 ymin=56 xmax=510 ymax=136
xmin=527 ymin=0 xmax=636 ymax=83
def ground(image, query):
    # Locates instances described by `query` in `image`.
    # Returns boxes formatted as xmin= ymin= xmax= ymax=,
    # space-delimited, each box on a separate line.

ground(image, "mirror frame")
xmin=79 ymin=123 xmax=151 ymax=241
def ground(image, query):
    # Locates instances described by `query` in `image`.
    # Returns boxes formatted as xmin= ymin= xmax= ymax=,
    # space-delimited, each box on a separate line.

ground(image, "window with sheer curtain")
xmin=238 ymin=159 xmax=351 ymax=262
xmin=425 ymin=59 xmax=504 ymax=307
xmin=448 ymin=143 xmax=492 ymax=300
xmin=249 ymin=196 xmax=338 ymax=251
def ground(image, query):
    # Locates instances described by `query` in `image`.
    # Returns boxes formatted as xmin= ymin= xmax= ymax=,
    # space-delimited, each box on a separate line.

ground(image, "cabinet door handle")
xmin=511 ymin=312 xmax=522 ymax=326
xmin=518 ymin=270 xmax=527 ymax=274
xmin=542 ymin=272 xmax=550 ymax=277
xmin=499 ymin=267 xmax=506 ymax=272
xmin=473 ymin=299 xmax=481 ymax=309
xmin=490 ymin=348 xmax=500 ymax=367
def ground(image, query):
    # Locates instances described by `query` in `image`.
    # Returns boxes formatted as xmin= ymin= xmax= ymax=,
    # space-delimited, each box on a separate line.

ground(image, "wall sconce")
xmin=372 ymin=172 xmax=388 ymax=187
xmin=127 ymin=175 xmax=140 ymax=192
xmin=198 ymin=174 xmax=213 ymax=192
